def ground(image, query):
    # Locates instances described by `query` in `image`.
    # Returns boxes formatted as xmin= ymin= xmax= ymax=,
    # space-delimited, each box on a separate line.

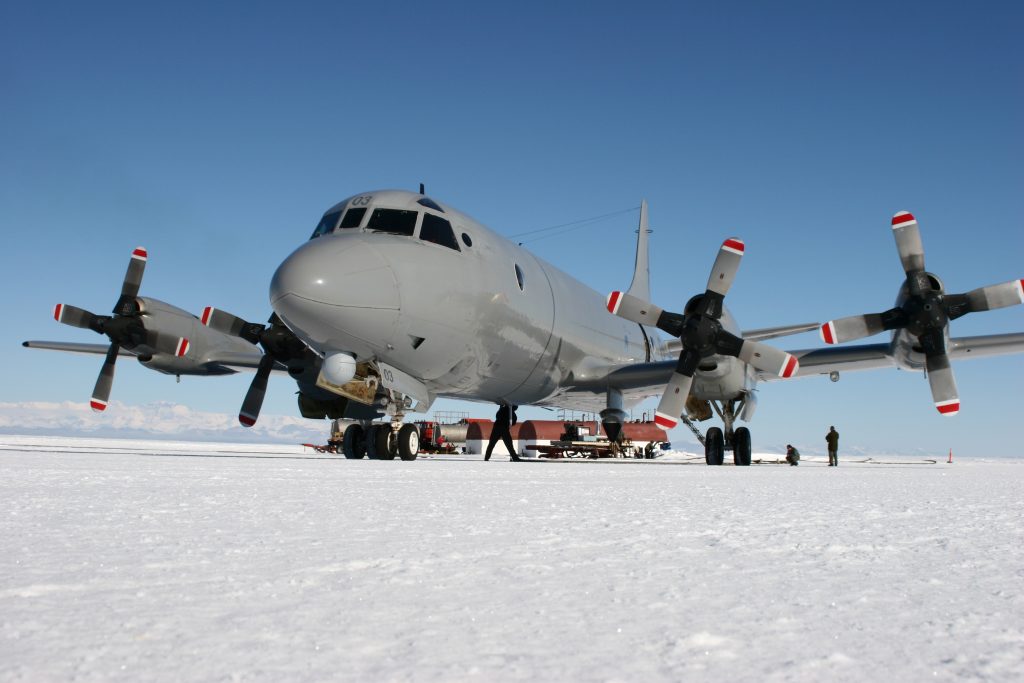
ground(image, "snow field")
xmin=1 ymin=438 xmax=1022 ymax=681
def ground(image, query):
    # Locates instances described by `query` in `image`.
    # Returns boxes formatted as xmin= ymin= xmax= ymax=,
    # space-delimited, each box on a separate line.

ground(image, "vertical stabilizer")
xmin=626 ymin=199 xmax=651 ymax=302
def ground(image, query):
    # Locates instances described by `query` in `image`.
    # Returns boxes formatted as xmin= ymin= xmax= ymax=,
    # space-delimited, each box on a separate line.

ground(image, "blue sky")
xmin=2 ymin=1 xmax=1021 ymax=455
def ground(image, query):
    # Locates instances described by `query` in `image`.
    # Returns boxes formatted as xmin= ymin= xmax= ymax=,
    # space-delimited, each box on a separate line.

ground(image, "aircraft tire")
xmin=374 ymin=425 xmax=396 ymax=460
xmin=733 ymin=427 xmax=752 ymax=466
xmin=397 ymin=423 xmax=420 ymax=461
xmin=705 ymin=427 xmax=725 ymax=466
xmin=342 ymin=424 xmax=366 ymax=459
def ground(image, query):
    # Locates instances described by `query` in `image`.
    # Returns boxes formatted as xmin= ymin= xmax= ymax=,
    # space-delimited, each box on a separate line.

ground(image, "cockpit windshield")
xmin=367 ymin=208 xmax=417 ymax=236
xmin=309 ymin=210 xmax=342 ymax=239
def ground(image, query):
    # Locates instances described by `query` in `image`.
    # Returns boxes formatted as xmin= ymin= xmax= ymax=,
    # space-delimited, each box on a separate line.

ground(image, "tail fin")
xmin=626 ymin=199 xmax=651 ymax=302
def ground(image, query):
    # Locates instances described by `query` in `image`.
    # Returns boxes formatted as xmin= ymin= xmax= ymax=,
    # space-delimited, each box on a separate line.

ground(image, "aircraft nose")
xmin=270 ymin=236 xmax=400 ymax=356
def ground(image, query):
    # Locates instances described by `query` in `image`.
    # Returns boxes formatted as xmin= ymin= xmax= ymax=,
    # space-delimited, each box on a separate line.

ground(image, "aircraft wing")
xmin=758 ymin=332 xmax=1024 ymax=382
xmin=23 ymin=340 xmax=281 ymax=374
xmin=23 ymin=341 xmax=135 ymax=357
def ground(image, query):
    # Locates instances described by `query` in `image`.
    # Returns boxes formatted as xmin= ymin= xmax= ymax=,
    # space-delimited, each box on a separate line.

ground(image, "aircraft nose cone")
xmin=270 ymin=236 xmax=400 ymax=356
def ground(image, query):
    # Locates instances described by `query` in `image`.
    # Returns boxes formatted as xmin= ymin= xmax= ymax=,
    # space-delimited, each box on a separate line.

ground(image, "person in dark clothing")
xmin=826 ymin=426 xmax=839 ymax=466
xmin=785 ymin=444 xmax=800 ymax=466
xmin=485 ymin=403 xmax=520 ymax=461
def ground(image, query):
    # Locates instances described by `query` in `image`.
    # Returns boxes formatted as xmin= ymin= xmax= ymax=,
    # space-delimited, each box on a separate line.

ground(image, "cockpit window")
xmin=310 ymin=210 xmax=342 ymax=239
xmin=417 ymin=197 xmax=445 ymax=212
xmin=420 ymin=214 xmax=461 ymax=251
xmin=339 ymin=207 xmax=366 ymax=229
xmin=367 ymin=208 xmax=417 ymax=236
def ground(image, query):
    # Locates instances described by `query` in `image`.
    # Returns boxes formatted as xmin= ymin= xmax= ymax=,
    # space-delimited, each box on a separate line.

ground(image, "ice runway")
xmin=1 ymin=436 xmax=1022 ymax=682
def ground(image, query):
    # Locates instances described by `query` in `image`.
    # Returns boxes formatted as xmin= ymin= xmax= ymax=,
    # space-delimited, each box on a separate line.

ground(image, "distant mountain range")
xmin=0 ymin=400 xmax=328 ymax=444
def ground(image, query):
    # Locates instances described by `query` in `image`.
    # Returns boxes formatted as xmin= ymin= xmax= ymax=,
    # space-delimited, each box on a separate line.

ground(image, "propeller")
xmin=201 ymin=307 xmax=309 ymax=426
xmin=53 ymin=248 xmax=189 ymax=411
xmin=607 ymin=238 xmax=799 ymax=432
xmin=820 ymin=211 xmax=1024 ymax=416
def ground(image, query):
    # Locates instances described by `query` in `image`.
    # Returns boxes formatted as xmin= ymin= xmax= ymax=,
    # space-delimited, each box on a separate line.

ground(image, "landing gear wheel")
xmin=342 ymin=424 xmax=366 ymax=459
xmin=397 ymin=423 xmax=420 ymax=461
xmin=705 ymin=427 xmax=725 ymax=466
xmin=733 ymin=426 xmax=752 ymax=466
xmin=373 ymin=426 xmax=396 ymax=460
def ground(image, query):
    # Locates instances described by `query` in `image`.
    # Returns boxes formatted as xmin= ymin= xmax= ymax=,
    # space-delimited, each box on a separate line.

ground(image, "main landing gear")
xmin=342 ymin=421 xmax=420 ymax=460
xmin=682 ymin=398 xmax=752 ymax=466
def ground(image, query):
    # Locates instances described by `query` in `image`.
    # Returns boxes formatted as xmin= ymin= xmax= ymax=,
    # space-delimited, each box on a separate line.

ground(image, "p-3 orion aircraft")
xmin=25 ymin=191 xmax=1024 ymax=464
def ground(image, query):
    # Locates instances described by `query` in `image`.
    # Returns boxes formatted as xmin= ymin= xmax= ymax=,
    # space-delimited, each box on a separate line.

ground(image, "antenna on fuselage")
xmin=419 ymin=183 xmax=425 ymax=194
xmin=626 ymin=199 xmax=652 ymax=302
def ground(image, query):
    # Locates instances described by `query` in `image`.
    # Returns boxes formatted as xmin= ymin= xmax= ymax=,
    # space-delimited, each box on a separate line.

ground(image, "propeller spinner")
xmin=53 ymin=248 xmax=189 ymax=411
xmin=820 ymin=211 xmax=1024 ymax=415
xmin=608 ymin=238 xmax=799 ymax=431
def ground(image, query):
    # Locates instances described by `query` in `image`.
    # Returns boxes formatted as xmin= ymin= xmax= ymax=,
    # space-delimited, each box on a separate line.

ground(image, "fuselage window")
xmin=417 ymin=197 xmax=445 ymax=212
xmin=367 ymin=208 xmax=418 ymax=236
xmin=309 ymin=210 xmax=342 ymax=239
xmin=515 ymin=263 xmax=525 ymax=291
xmin=339 ymin=207 xmax=366 ymax=229
xmin=461 ymin=232 xmax=473 ymax=247
xmin=420 ymin=214 xmax=461 ymax=251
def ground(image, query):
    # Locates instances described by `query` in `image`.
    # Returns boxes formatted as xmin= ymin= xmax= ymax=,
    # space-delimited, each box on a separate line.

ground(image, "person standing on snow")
xmin=826 ymin=426 xmax=840 ymax=466
xmin=485 ymin=403 xmax=520 ymax=461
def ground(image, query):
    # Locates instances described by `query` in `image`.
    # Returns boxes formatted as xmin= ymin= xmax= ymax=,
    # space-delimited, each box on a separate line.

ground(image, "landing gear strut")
xmin=685 ymin=397 xmax=753 ymax=466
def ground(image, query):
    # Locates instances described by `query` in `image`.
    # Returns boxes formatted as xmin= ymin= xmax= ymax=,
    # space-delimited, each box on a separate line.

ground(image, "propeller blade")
xmin=54 ymin=304 xmax=101 ymax=330
xmin=145 ymin=330 xmax=190 ymax=357
xmin=606 ymin=291 xmax=664 ymax=326
xmin=891 ymin=211 xmax=924 ymax=275
xmin=925 ymin=352 xmax=960 ymax=416
xmin=654 ymin=371 xmax=695 ymax=431
xmin=736 ymin=339 xmax=799 ymax=378
xmin=951 ymin=279 xmax=1024 ymax=317
xmin=200 ymin=306 xmax=252 ymax=337
xmin=820 ymin=313 xmax=887 ymax=344
xmin=239 ymin=354 xmax=275 ymax=427
xmin=91 ymin=343 xmax=119 ymax=412
xmin=705 ymin=238 xmax=744 ymax=297
xmin=653 ymin=350 xmax=700 ymax=431
xmin=120 ymin=247 xmax=148 ymax=300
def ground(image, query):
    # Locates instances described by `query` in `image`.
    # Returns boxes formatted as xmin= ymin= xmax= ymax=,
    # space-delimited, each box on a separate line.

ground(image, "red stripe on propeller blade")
xmin=132 ymin=247 xmax=148 ymax=260
xmin=654 ymin=413 xmax=677 ymax=430
xmin=175 ymin=338 xmax=190 ymax=357
xmin=90 ymin=400 xmax=107 ymax=412
xmin=201 ymin=306 xmax=213 ymax=325
xmin=821 ymin=321 xmax=835 ymax=345
xmin=936 ymin=400 xmax=960 ymax=416
xmin=606 ymin=291 xmax=622 ymax=314
xmin=891 ymin=211 xmax=916 ymax=227
xmin=54 ymin=304 xmax=64 ymax=322
xmin=239 ymin=413 xmax=257 ymax=427
xmin=780 ymin=355 xmax=799 ymax=378
xmin=722 ymin=238 xmax=745 ymax=254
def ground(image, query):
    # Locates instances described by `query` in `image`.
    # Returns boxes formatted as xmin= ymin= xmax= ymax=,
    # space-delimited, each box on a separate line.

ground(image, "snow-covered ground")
xmin=1 ymin=436 xmax=1022 ymax=682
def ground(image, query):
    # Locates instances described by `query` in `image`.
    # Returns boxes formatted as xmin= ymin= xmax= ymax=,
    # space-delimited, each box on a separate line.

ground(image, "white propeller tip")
xmin=606 ymin=291 xmax=623 ymax=315
xmin=722 ymin=238 xmax=744 ymax=255
xmin=653 ymin=412 xmax=677 ymax=431
xmin=891 ymin=211 xmax=917 ymax=230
